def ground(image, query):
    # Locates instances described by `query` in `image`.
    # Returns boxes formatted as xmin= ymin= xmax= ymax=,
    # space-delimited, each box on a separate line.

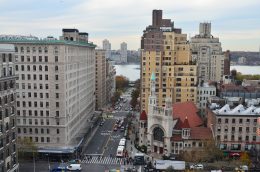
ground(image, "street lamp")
xmin=46 ymin=154 xmax=50 ymax=171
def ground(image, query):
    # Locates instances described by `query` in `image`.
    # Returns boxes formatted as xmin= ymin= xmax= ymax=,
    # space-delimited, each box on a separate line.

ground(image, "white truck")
xmin=154 ymin=160 xmax=185 ymax=171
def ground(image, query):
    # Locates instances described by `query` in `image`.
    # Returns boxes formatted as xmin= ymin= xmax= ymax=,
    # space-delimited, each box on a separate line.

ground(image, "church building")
xmin=139 ymin=73 xmax=212 ymax=156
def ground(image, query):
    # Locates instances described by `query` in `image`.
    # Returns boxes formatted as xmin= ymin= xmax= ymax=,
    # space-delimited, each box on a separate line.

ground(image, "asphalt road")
xmin=84 ymin=118 xmax=115 ymax=155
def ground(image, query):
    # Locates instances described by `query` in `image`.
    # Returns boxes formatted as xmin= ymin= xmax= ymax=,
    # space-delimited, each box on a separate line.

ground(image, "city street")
xmin=19 ymin=90 xmax=137 ymax=172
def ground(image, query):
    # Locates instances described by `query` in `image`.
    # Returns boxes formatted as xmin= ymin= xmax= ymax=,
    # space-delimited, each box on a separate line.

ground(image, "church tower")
xmin=148 ymin=72 xmax=157 ymax=110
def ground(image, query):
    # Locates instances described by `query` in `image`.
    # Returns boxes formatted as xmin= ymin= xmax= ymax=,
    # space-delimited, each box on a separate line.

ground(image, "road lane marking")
xmin=101 ymin=121 xmax=115 ymax=155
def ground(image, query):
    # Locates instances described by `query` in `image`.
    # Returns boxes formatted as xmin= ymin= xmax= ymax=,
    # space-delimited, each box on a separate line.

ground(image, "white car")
xmin=190 ymin=164 xmax=204 ymax=170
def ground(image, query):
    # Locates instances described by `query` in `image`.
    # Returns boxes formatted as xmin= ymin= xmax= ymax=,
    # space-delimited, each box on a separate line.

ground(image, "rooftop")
xmin=211 ymin=104 xmax=260 ymax=116
xmin=173 ymin=101 xmax=203 ymax=127
xmin=0 ymin=35 xmax=96 ymax=48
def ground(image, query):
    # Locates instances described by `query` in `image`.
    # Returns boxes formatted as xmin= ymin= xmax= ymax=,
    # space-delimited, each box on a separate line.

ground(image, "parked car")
xmin=190 ymin=164 xmax=204 ymax=170
xmin=67 ymin=164 xmax=82 ymax=171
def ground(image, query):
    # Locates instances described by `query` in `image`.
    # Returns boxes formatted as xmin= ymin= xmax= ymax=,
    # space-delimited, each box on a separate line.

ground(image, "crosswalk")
xmin=82 ymin=156 xmax=126 ymax=165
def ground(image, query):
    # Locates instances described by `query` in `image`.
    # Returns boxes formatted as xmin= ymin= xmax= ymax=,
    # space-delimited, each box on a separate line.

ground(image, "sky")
xmin=0 ymin=0 xmax=260 ymax=51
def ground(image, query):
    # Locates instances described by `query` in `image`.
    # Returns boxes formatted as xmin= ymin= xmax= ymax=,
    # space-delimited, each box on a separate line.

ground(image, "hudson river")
xmin=114 ymin=64 xmax=260 ymax=81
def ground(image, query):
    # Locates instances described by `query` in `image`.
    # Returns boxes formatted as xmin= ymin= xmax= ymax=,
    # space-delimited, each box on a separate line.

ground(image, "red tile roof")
xmin=172 ymin=102 xmax=203 ymax=127
xmin=181 ymin=117 xmax=190 ymax=128
xmin=190 ymin=127 xmax=212 ymax=140
xmin=140 ymin=110 xmax=147 ymax=121
xmin=173 ymin=118 xmax=182 ymax=130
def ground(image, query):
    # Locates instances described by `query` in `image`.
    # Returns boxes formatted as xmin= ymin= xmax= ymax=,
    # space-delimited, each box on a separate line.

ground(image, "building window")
xmin=225 ymin=118 xmax=229 ymax=123
xmin=39 ymin=56 xmax=43 ymax=62
xmin=153 ymin=127 xmax=164 ymax=142
xmin=55 ymin=56 xmax=58 ymax=62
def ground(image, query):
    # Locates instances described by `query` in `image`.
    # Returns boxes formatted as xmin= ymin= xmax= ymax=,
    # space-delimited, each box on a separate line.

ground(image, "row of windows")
xmin=18 ymin=55 xmax=50 ymax=62
xmin=17 ymin=117 xmax=60 ymax=125
xmin=217 ymin=135 xmax=257 ymax=142
xmin=17 ymin=83 xmax=59 ymax=90
xmin=17 ymin=101 xmax=60 ymax=108
xmin=18 ymin=136 xmax=51 ymax=143
xmin=1 ymin=53 xmax=13 ymax=62
xmin=19 ymin=74 xmax=59 ymax=81
xmin=217 ymin=118 xmax=257 ymax=124
xmin=17 ymin=110 xmax=51 ymax=117
xmin=17 ymin=128 xmax=60 ymax=135
xmin=17 ymin=46 xmax=59 ymax=55
xmin=217 ymin=126 xmax=257 ymax=133
xmin=16 ymin=65 xmax=58 ymax=72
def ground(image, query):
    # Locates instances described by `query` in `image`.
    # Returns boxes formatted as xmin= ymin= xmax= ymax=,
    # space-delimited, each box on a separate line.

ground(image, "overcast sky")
xmin=0 ymin=0 xmax=260 ymax=51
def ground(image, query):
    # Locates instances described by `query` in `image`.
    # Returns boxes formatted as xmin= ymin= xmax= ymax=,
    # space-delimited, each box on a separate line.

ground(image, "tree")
xmin=130 ymin=79 xmax=140 ymax=109
xmin=202 ymin=139 xmax=224 ymax=162
xmin=116 ymin=75 xmax=129 ymax=91
xmin=130 ymin=89 xmax=140 ymax=109
xmin=240 ymin=152 xmax=251 ymax=166
xmin=111 ymin=90 xmax=121 ymax=106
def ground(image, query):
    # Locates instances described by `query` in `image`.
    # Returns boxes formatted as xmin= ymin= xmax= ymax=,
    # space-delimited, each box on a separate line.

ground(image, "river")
xmin=230 ymin=65 xmax=260 ymax=75
xmin=114 ymin=64 xmax=260 ymax=81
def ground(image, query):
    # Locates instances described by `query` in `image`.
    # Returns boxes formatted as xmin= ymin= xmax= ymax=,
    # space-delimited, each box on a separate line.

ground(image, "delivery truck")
xmin=154 ymin=160 xmax=185 ymax=171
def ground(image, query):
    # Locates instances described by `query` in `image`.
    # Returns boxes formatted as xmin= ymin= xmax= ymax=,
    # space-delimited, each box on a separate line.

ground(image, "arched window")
xmin=153 ymin=127 xmax=164 ymax=142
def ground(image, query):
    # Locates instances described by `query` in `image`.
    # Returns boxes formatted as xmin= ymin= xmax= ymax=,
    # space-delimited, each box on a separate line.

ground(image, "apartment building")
xmin=0 ymin=29 xmax=96 ymax=154
xmin=207 ymin=104 xmax=260 ymax=154
xmin=190 ymin=23 xmax=225 ymax=82
xmin=106 ymin=59 xmax=116 ymax=104
xmin=120 ymin=42 xmax=127 ymax=63
xmin=197 ymin=82 xmax=216 ymax=117
xmin=0 ymin=44 xmax=19 ymax=172
xmin=102 ymin=39 xmax=111 ymax=59
xmin=95 ymin=49 xmax=107 ymax=110
xmin=141 ymin=10 xmax=197 ymax=112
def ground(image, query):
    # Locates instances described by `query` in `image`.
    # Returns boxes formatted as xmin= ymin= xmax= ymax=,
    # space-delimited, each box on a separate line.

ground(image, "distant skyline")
xmin=0 ymin=0 xmax=260 ymax=51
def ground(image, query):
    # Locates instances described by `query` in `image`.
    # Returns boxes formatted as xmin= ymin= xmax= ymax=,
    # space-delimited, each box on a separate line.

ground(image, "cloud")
xmin=0 ymin=0 xmax=259 ymax=50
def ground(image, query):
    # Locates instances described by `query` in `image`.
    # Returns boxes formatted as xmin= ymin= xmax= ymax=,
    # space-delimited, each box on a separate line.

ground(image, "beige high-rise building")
xmin=190 ymin=23 xmax=224 ymax=82
xmin=140 ymin=10 xmax=197 ymax=112
xmin=95 ymin=49 xmax=107 ymax=110
xmin=0 ymin=29 xmax=96 ymax=154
